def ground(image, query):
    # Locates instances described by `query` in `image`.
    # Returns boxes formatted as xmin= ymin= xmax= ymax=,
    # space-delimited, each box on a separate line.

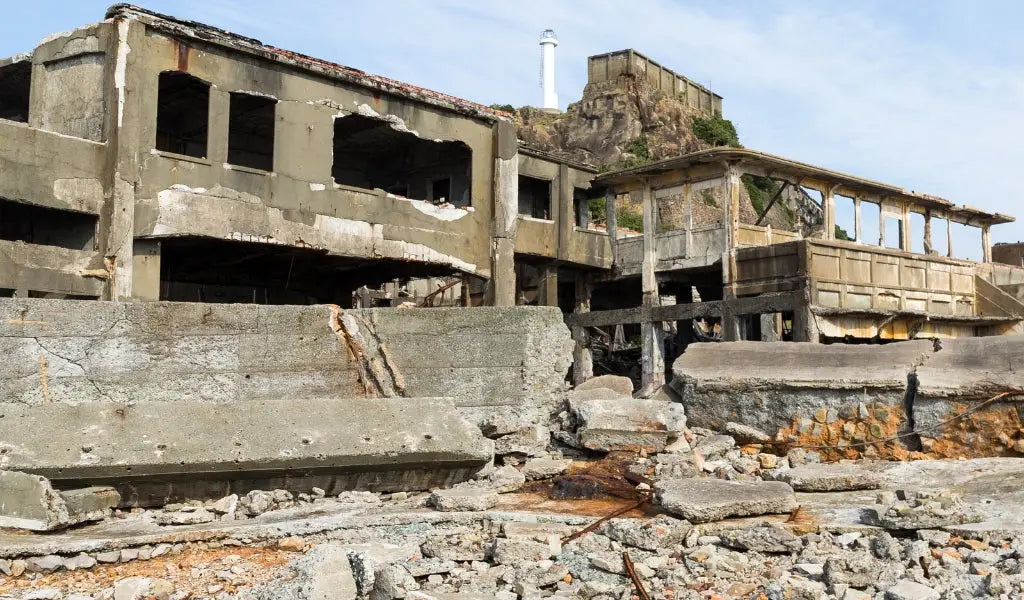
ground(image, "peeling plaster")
xmin=114 ymin=20 xmax=131 ymax=128
xmin=354 ymin=104 xmax=418 ymax=136
xmin=309 ymin=183 xmax=326 ymax=192
xmin=391 ymin=196 xmax=470 ymax=222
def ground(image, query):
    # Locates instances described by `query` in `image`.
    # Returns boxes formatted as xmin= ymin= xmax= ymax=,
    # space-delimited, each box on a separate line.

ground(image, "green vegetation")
xmin=620 ymin=135 xmax=652 ymax=169
xmin=742 ymin=174 xmax=780 ymax=217
xmin=835 ymin=225 xmax=853 ymax=241
xmin=691 ymin=112 xmax=740 ymax=148
xmin=700 ymin=189 xmax=718 ymax=208
xmin=588 ymin=197 xmax=644 ymax=232
xmin=488 ymin=104 xmax=516 ymax=113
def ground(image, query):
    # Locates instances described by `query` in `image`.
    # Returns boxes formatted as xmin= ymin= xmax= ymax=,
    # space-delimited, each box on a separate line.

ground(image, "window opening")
xmin=228 ymin=92 xmax=275 ymax=170
xmin=156 ymin=71 xmax=210 ymax=158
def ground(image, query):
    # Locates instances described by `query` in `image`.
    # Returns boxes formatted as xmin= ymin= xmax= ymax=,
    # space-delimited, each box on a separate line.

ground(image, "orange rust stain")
xmin=774 ymin=402 xmax=912 ymax=461
xmin=921 ymin=403 xmax=1024 ymax=459
xmin=174 ymin=40 xmax=190 ymax=71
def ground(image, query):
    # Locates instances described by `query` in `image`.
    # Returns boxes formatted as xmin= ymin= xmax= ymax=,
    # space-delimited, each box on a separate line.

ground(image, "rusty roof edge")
xmin=104 ymin=4 xmax=508 ymax=124
xmin=595 ymin=147 xmax=1013 ymax=224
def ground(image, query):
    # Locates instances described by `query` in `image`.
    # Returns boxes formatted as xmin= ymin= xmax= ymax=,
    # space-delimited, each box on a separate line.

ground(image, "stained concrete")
xmin=0 ymin=471 xmax=118 ymax=531
xmin=0 ymin=397 xmax=492 ymax=506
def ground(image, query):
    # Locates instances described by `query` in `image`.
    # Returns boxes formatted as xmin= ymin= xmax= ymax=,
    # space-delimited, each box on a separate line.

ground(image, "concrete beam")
xmin=0 ymin=470 xmax=118 ymax=531
xmin=0 ymin=397 xmax=493 ymax=505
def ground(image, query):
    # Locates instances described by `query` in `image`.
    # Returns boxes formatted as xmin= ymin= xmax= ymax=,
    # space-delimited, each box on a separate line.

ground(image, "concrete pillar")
xmin=640 ymin=180 xmax=665 ymax=388
xmin=792 ymin=287 xmax=819 ymax=343
xmin=854 ymin=197 xmax=862 ymax=243
xmin=208 ymin=89 xmax=231 ymax=164
xmin=571 ymin=274 xmax=594 ymax=385
xmin=947 ymin=218 xmax=954 ymax=258
xmin=131 ymin=240 xmax=161 ymax=301
xmin=605 ymin=188 xmax=617 ymax=269
xmin=823 ymin=185 xmax=836 ymax=240
xmin=556 ymin=163 xmax=571 ymax=262
xmin=760 ymin=313 xmax=781 ymax=342
xmin=538 ymin=263 xmax=558 ymax=307
xmin=982 ymin=225 xmax=992 ymax=263
xmin=720 ymin=304 xmax=740 ymax=341
xmin=923 ymin=211 xmax=932 ymax=254
xmin=490 ymin=120 xmax=518 ymax=306
xmin=725 ymin=166 xmax=740 ymax=298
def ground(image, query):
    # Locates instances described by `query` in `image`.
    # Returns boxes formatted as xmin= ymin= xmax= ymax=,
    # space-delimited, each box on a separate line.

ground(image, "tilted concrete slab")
xmin=0 ymin=397 xmax=493 ymax=506
xmin=654 ymin=478 xmax=797 ymax=523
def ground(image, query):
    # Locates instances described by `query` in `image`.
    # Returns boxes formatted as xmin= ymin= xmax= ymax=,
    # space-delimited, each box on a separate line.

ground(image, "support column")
xmin=640 ymin=179 xmax=665 ymax=389
xmin=605 ymin=188 xmax=618 ymax=270
xmin=792 ymin=286 xmax=819 ymax=343
xmin=947 ymin=218 xmax=954 ymax=258
xmin=538 ymin=263 xmax=558 ymax=307
xmin=823 ymin=185 xmax=836 ymax=240
xmin=854 ymin=197 xmax=862 ymax=243
xmin=923 ymin=211 xmax=933 ymax=255
xmin=982 ymin=225 xmax=992 ymax=263
xmin=131 ymin=240 xmax=161 ymax=301
xmin=571 ymin=274 xmax=594 ymax=385
xmin=760 ymin=313 xmax=781 ymax=342
xmin=490 ymin=120 xmax=519 ymax=306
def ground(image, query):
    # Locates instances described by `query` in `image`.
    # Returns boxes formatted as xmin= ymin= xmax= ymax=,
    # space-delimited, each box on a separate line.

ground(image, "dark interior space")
xmin=228 ymin=92 xmax=275 ymax=170
xmin=27 ymin=291 xmax=99 ymax=300
xmin=332 ymin=114 xmax=472 ymax=206
xmin=518 ymin=175 xmax=552 ymax=220
xmin=573 ymin=187 xmax=591 ymax=227
xmin=156 ymin=71 xmax=210 ymax=158
xmin=0 ymin=197 xmax=97 ymax=250
xmin=0 ymin=61 xmax=30 ymax=123
xmin=159 ymin=238 xmax=461 ymax=306
xmin=0 ymin=288 xmax=14 ymax=298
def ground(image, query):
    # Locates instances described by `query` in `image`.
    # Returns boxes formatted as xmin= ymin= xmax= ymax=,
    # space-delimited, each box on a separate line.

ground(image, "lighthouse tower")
xmin=539 ymin=29 xmax=558 ymax=111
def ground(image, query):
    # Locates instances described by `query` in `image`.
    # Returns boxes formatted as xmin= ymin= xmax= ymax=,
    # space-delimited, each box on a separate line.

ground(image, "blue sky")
xmin=5 ymin=1 xmax=1023 ymax=248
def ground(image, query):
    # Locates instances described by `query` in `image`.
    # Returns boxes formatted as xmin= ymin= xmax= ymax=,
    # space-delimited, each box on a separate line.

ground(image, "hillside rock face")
xmin=514 ymin=73 xmax=804 ymax=233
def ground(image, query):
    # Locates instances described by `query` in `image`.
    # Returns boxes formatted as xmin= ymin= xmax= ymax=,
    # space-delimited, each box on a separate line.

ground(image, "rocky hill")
xmin=506 ymin=72 xmax=818 ymax=234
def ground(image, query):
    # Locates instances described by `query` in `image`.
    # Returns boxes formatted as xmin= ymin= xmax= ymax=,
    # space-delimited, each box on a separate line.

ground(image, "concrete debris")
xmin=572 ymin=374 xmax=634 ymax=397
xmin=864 ymin=490 xmax=985 ymax=530
xmin=769 ymin=462 xmax=884 ymax=492
xmin=246 ymin=544 xmax=357 ymax=600
xmin=571 ymin=395 xmax=686 ymax=452
xmin=654 ymin=478 xmax=798 ymax=522
xmin=429 ymin=487 xmax=499 ymax=512
xmin=719 ymin=522 xmax=803 ymax=553
xmin=724 ymin=421 xmax=772 ymax=444
xmin=520 ymin=457 xmax=571 ymax=480
xmin=492 ymin=425 xmax=549 ymax=457
xmin=0 ymin=471 xmax=118 ymax=532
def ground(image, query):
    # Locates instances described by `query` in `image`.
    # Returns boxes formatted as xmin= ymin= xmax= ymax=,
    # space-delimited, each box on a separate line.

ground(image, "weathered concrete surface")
xmin=573 ymin=375 xmax=634 ymax=397
xmin=0 ymin=299 xmax=572 ymax=425
xmin=914 ymin=335 xmax=1024 ymax=457
xmin=570 ymin=393 xmax=686 ymax=452
xmin=671 ymin=341 xmax=931 ymax=436
xmin=0 ymin=397 xmax=492 ymax=505
xmin=770 ymin=463 xmax=883 ymax=492
xmin=0 ymin=471 xmax=118 ymax=531
xmin=654 ymin=479 xmax=797 ymax=523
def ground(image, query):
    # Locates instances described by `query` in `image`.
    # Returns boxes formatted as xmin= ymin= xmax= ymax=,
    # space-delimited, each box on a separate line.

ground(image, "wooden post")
xmin=640 ymin=179 xmax=665 ymax=389
xmin=571 ymin=274 xmax=594 ymax=385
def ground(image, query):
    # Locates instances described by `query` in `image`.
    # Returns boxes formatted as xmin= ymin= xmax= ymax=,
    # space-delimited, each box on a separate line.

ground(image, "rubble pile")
xmin=1 ymin=374 xmax=1023 ymax=599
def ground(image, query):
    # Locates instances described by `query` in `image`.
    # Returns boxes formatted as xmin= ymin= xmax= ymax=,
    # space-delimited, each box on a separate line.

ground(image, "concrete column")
xmin=640 ymin=180 xmax=665 ymax=388
xmin=725 ymin=167 xmax=740 ymax=298
xmin=720 ymin=305 xmax=740 ymax=341
xmin=490 ymin=121 xmax=518 ymax=306
xmin=792 ymin=286 xmax=819 ymax=343
xmin=571 ymin=274 xmax=594 ymax=385
xmin=901 ymin=204 xmax=911 ymax=251
xmin=982 ymin=225 xmax=992 ymax=263
xmin=760 ymin=313 xmax=781 ymax=342
xmin=947 ymin=218 xmax=954 ymax=258
xmin=131 ymin=240 xmax=161 ymax=301
xmin=208 ymin=89 xmax=231 ymax=165
xmin=538 ymin=263 xmax=558 ymax=307
xmin=823 ymin=185 xmax=836 ymax=240
xmin=605 ymin=188 xmax=617 ymax=270
xmin=556 ymin=163 xmax=571 ymax=262
xmin=923 ymin=211 xmax=933 ymax=254
xmin=854 ymin=197 xmax=862 ymax=243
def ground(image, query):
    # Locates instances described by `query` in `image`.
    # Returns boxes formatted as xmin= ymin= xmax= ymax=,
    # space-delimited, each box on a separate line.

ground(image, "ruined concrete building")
xmin=2 ymin=5 xmax=1023 ymax=391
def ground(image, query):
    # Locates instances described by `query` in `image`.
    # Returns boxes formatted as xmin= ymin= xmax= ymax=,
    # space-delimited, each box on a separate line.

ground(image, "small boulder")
xmin=720 ymin=523 xmax=802 ymax=553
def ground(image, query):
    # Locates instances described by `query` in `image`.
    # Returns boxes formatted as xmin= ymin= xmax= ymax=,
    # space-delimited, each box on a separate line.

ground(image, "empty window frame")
xmin=0 ymin=61 xmax=30 ymax=122
xmin=0 ymin=197 xmax=97 ymax=250
xmin=908 ymin=211 xmax=926 ymax=254
xmin=573 ymin=187 xmax=590 ymax=227
xmin=860 ymin=201 xmax=881 ymax=246
xmin=931 ymin=216 xmax=949 ymax=256
xmin=228 ymin=92 xmax=275 ymax=170
xmin=156 ymin=71 xmax=210 ymax=158
xmin=518 ymin=175 xmax=552 ymax=220
xmin=883 ymin=215 xmax=903 ymax=250
xmin=833 ymin=194 xmax=856 ymax=241
xmin=332 ymin=114 xmax=472 ymax=206
xmin=797 ymin=186 xmax=825 ymax=236
xmin=950 ymin=221 xmax=983 ymax=261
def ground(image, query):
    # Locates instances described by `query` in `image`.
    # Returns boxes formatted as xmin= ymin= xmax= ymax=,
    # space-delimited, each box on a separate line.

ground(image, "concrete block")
xmin=654 ymin=478 xmax=797 ymax=523
xmin=430 ymin=487 xmax=499 ymax=512
xmin=572 ymin=396 xmax=686 ymax=452
xmin=574 ymin=375 xmax=634 ymax=396
xmin=0 ymin=397 xmax=492 ymax=504
xmin=770 ymin=463 xmax=883 ymax=492
xmin=0 ymin=471 xmax=118 ymax=531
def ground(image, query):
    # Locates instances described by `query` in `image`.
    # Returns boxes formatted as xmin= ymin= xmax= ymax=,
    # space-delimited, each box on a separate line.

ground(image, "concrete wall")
xmin=672 ymin=336 xmax=1024 ymax=459
xmin=0 ymin=298 xmax=573 ymax=424
xmin=587 ymin=50 xmax=723 ymax=115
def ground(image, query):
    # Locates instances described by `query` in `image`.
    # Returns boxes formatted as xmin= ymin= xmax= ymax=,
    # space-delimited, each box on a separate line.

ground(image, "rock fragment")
xmin=654 ymin=478 xmax=797 ymax=523
xmin=430 ymin=487 xmax=499 ymax=512
xmin=0 ymin=471 xmax=119 ymax=532
xmin=574 ymin=374 xmax=634 ymax=396
xmin=885 ymin=580 xmax=940 ymax=600
xmin=572 ymin=396 xmax=686 ymax=452
xmin=770 ymin=463 xmax=883 ymax=492
xmin=720 ymin=523 xmax=803 ymax=553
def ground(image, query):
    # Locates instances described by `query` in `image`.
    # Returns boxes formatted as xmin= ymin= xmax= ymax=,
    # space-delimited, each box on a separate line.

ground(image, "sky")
xmin=4 ymin=1 xmax=1024 ymax=248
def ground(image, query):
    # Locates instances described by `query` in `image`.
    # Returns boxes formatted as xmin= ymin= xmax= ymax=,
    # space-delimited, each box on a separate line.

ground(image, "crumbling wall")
xmin=0 ymin=298 xmax=572 ymax=421
xmin=671 ymin=336 xmax=1024 ymax=459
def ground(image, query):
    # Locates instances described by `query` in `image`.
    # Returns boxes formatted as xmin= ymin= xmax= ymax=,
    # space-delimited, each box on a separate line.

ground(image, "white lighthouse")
xmin=539 ymin=29 xmax=558 ymax=111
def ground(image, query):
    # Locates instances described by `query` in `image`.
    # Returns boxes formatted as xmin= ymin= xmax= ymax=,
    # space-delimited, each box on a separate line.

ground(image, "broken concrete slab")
xmin=571 ymin=397 xmax=686 ymax=452
xmin=719 ymin=523 xmax=802 ymax=553
xmin=654 ymin=478 xmax=797 ymax=523
xmin=671 ymin=340 xmax=933 ymax=456
xmin=248 ymin=543 xmax=358 ymax=600
xmin=0 ymin=397 xmax=493 ymax=506
xmin=724 ymin=422 xmax=771 ymax=444
xmin=573 ymin=375 xmax=633 ymax=397
xmin=430 ymin=488 xmax=499 ymax=512
xmin=0 ymin=471 xmax=118 ymax=531
xmin=770 ymin=463 xmax=883 ymax=492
